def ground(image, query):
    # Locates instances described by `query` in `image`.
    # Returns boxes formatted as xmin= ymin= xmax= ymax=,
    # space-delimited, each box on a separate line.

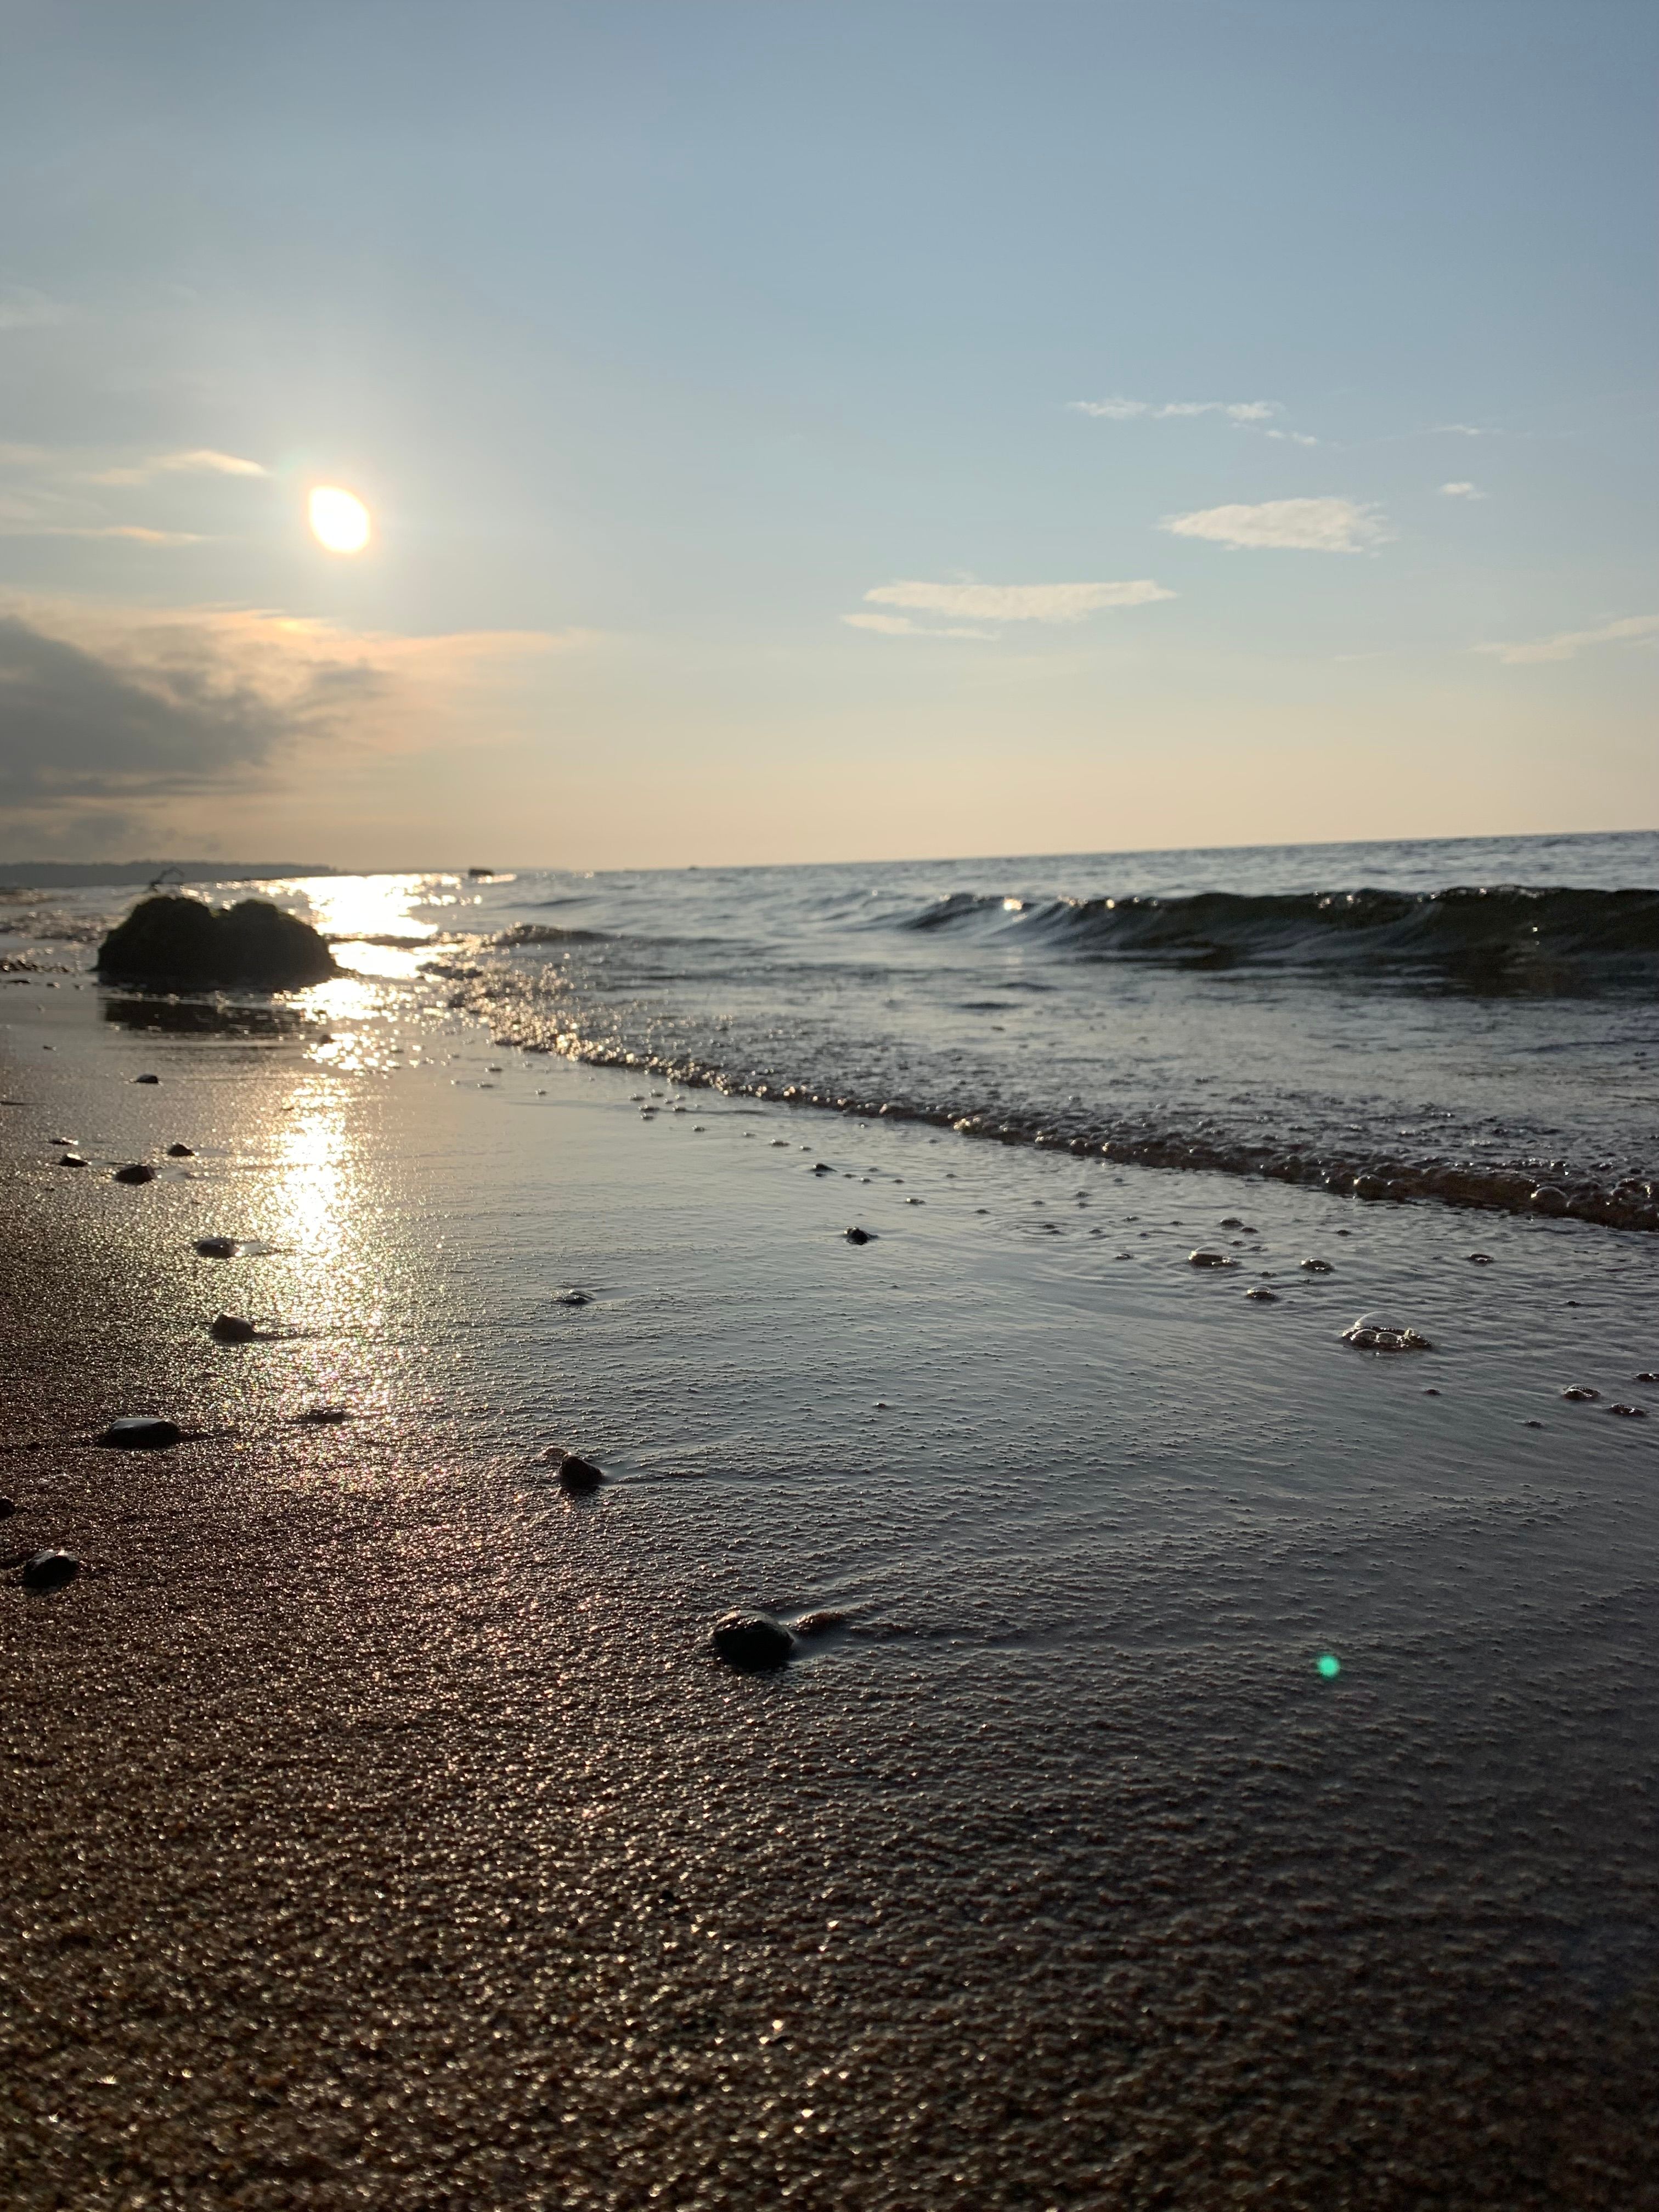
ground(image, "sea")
xmin=14 ymin=827 xmax=1654 ymax=1231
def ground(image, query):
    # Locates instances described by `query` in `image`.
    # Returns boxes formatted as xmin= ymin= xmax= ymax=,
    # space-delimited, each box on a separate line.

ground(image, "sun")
xmin=309 ymin=485 xmax=371 ymax=554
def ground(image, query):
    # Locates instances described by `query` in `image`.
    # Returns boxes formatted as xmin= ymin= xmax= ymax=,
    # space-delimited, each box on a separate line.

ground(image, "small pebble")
xmin=58 ymin=1154 xmax=87 ymax=1169
xmin=1188 ymin=1249 xmax=1230 ymax=1268
xmin=711 ymin=1611 xmax=794 ymax=1670
xmin=1636 ymin=1372 xmax=1659 ymax=1383
xmin=1522 ymin=1418 xmax=1544 ymax=1429
xmin=166 ymin=1143 xmax=195 ymax=1158
xmin=298 ymin=1405 xmax=351 ymax=1424
xmin=1219 ymin=1216 xmax=1243 ymax=1229
xmin=1301 ymin=1257 xmax=1334 ymax=1273
xmin=134 ymin=1073 xmax=160 ymax=1085
xmin=793 ymin=1610 xmax=848 ymax=1637
xmin=811 ymin=1162 xmax=833 ymax=1175
xmin=555 ymin=1290 xmax=592 ymax=1306
xmin=845 ymin=1227 xmax=874 ymax=1244
xmin=22 ymin=1550 xmax=80 ymax=1593
xmin=1244 ymin=1287 xmax=1278 ymax=1302
xmin=1560 ymin=1386 xmax=1599 ymax=1402
xmin=99 ymin=1416 xmax=183 ymax=1449
xmin=194 ymin=1237 xmax=239 ymax=1259
xmin=1468 ymin=1252 xmax=1493 ymax=1265
xmin=112 ymin=1163 xmax=155 ymax=1184
xmin=1423 ymin=1387 xmax=1441 ymax=1396
xmin=1608 ymin=1403 xmax=1647 ymax=1419
xmin=209 ymin=1313 xmax=258 ymax=1343
xmin=0 ymin=1496 xmax=14 ymax=1517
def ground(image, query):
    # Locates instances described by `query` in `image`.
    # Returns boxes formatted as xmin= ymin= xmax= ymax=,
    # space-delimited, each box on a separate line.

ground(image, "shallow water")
xmin=18 ymin=828 xmax=1656 ymax=1227
xmin=3 ymin=946 xmax=1658 ymax=2204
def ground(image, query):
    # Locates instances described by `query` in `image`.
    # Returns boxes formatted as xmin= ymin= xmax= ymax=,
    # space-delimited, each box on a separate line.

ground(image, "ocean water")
xmin=8 ymin=829 xmax=1659 ymax=1232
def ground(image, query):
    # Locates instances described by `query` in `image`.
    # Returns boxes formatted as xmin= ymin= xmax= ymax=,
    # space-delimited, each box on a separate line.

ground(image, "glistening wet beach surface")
xmin=3 ymin=971 xmax=1658 ymax=2208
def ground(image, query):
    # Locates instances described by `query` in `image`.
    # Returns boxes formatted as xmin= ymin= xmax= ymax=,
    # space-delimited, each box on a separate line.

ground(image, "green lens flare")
xmin=1317 ymin=1653 xmax=1341 ymax=1680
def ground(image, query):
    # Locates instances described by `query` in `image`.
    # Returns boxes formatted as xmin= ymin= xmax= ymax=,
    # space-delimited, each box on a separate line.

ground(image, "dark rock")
xmin=298 ymin=1404 xmax=351 ymax=1424
xmin=97 ymin=895 xmax=337 ymax=992
xmin=548 ymin=1449 xmax=605 ymax=1493
xmin=1561 ymin=1385 xmax=1599 ymax=1402
xmin=1300 ymin=1257 xmax=1334 ymax=1273
xmin=1530 ymin=1184 xmax=1568 ymax=1216
xmin=209 ymin=1313 xmax=258 ymax=1343
xmin=844 ymin=1227 xmax=874 ymax=1244
xmin=166 ymin=1143 xmax=195 ymax=1158
xmin=99 ymin=1416 xmax=183 ymax=1449
xmin=554 ymin=1290 xmax=592 ymax=1306
xmin=1188 ymin=1249 xmax=1229 ymax=1267
xmin=811 ymin=1162 xmax=833 ymax=1175
xmin=134 ymin=1073 xmax=160 ymax=1085
xmin=1468 ymin=1252 xmax=1493 ymax=1265
xmin=194 ymin=1237 xmax=239 ymax=1259
xmin=1636 ymin=1372 xmax=1659 ymax=1384
xmin=1608 ymin=1403 xmax=1647 ymax=1419
xmin=0 ymin=1497 xmax=14 ymax=1518
xmin=58 ymin=1153 xmax=87 ymax=1168
xmin=793 ymin=1610 xmax=848 ymax=1637
xmin=22 ymin=1550 xmax=80 ymax=1593
xmin=112 ymin=1163 xmax=156 ymax=1184
xmin=1244 ymin=1287 xmax=1278 ymax=1302
xmin=712 ymin=1611 xmax=794 ymax=1670
xmin=1219 ymin=1217 xmax=1243 ymax=1228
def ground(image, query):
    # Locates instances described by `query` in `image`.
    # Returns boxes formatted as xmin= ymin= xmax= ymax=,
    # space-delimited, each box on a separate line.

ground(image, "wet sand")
xmin=3 ymin=977 xmax=1658 ymax=2210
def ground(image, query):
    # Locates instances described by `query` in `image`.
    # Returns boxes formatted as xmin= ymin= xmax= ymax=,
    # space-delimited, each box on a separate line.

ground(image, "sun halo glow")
xmin=309 ymin=485 xmax=371 ymax=554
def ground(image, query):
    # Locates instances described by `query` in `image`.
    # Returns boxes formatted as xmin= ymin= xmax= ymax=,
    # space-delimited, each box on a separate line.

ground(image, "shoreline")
xmin=4 ymin=972 xmax=1658 ymax=2208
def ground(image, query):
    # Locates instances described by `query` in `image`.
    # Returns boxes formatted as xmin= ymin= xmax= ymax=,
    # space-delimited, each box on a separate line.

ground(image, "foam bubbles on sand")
xmin=1341 ymin=1314 xmax=1432 ymax=1352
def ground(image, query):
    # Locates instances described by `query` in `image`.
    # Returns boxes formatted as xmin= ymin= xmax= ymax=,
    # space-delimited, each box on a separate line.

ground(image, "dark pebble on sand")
xmin=1561 ymin=1386 xmax=1599 ymax=1402
xmin=1469 ymin=1252 xmax=1493 ymax=1264
xmin=1636 ymin=1372 xmax=1659 ymax=1383
xmin=134 ymin=1073 xmax=160 ymax=1085
xmin=1244 ymin=1286 xmax=1278 ymax=1302
xmin=209 ymin=1313 xmax=258 ymax=1343
xmin=99 ymin=1416 xmax=183 ymax=1449
xmin=58 ymin=1154 xmax=87 ymax=1168
xmin=794 ymin=1610 xmax=848 ymax=1636
xmin=811 ymin=1161 xmax=833 ymax=1175
xmin=1188 ymin=1249 xmax=1229 ymax=1267
xmin=298 ymin=1405 xmax=351 ymax=1424
xmin=112 ymin=1163 xmax=156 ymax=1184
xmin=1608 ymin=1403 xmax=1647 ymax=1418
xmin=1220 ymin=1216 xmax=1243 ymax=1228
xmin=546 ymin=1449 xmax=605 ymax=1493
xmin=166 ymin=1142 xmax=195 ymax=1158
xmin=0 ymin=1497 xmax=14 ymax=1518
xmin=1342 ymin=1314 xmax=1432 ymax=1352
xmin=712 ymin=1611 xmax=794 ymax=1670
xmin=1301 ymin=1257 xmax=1334 ymax=1273
xmin=194 ymin=1237 xmax=239 ymax=1259
xmin=555 ymin=1290 xmax=592 ymax=1306
xmin=845 ymin=1227 xmax=874 ymax=1244
xmin=22 ymin=1550 xmax=80 ymax=1592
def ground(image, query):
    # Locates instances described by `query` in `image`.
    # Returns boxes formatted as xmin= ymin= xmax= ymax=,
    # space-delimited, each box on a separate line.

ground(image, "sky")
xmin=0 ymin=0 xmax=1654 ymax=870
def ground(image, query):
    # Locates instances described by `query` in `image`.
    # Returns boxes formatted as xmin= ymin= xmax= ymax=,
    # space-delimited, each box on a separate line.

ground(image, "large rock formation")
xmin=96 ymin=896 xmax=336 ymax=992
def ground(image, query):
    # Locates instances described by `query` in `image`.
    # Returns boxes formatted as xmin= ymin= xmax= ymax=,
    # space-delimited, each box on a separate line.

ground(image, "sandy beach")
xmin=3 ymin=958 xmax=1657 ymax=2210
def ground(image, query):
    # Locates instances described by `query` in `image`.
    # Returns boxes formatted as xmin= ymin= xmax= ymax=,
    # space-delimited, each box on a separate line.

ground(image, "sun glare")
xmin=309 ymin=485 xmax=371 ymax=554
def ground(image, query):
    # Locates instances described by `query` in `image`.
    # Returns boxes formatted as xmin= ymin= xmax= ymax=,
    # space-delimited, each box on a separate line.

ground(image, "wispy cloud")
xmin=80 ymin=449 xmax=268 ymax=488
xmin=0 ymin=286 xmax=66 ymax=332
xmin=1439 ymin=481 xmax=1487 ymax=499
xmin=1474 ymin=614 xmax=1659 ymax=666
xmin=843 ymin=611 xmax=995 ymax=640
xmin=1432 ymin=423 xmax=1492 ymax=438
xmin=1264 ymin=428 xmax=1321 ymax=447
xmin=0 ymin=523 xmax=206 ymax=546
xmin=1070 ymin=397 xmax=1280 ymax=424
xmin=862 ymin=579 xmax=1175 ymax=625
xmin=1160 ymin=496 xmax=1390 ymax=553
xmin=0 ymin=597 xmax=593 ymax=824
